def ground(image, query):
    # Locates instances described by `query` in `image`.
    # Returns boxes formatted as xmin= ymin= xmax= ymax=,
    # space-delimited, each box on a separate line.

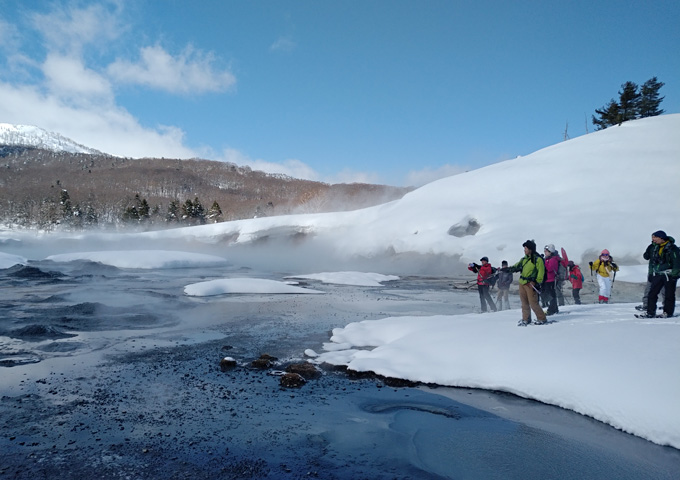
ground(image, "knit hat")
xmin=600 ymin=249 xmax=610 ymax=256
xmin=568 ymin=261 xmax=575 ymax=268
xmin=522 ymin=239 xmax=536 ymax=252
xmin=652 ymin=230 xmax=668 ymax=240
xmin=480 ymin=256 xmax=489 ymax=262
xmin=544 ymin=244 xmax=556 ymax=253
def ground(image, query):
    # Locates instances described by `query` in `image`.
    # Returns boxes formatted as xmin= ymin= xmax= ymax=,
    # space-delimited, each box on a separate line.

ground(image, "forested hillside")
xmin=0 ymin=147 xmax=410 ymax=230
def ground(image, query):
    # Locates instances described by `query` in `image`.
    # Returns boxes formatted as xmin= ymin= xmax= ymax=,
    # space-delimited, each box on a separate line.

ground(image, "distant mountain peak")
xmin=0 ymin=123 xmax=104 ymax=155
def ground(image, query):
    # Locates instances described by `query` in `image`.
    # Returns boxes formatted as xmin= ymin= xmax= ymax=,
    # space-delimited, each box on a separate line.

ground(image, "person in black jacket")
xmin=641 ymin=230 xmax=680 ymax=318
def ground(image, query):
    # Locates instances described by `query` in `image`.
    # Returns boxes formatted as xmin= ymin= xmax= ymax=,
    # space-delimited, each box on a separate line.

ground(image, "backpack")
xmin=487 ymin=267 xmax=498 ymax=287
xmin=558 ymin=261 xmax=568 ymax=281
xmin=556 ymin=255 xmax=568 ymax=281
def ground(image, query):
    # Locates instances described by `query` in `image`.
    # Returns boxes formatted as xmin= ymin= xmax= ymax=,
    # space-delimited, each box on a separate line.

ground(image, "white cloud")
xmin=0 ymin=2 xmax=233 ymax=159
xmin=0 ymin=80 xmax=196 ymax=158
xmin=270 ymin=35 xmax=297 ymax=53
xmin=0 ymin=17 xmax=20 ymax=52
xmin=220 ymin=148 xmax=320 ymax=181
xmin=43 ymin=54 xmax=113 ymax=101
xmin=107 ymin=45 xmax=236 ymax=94
xmin=30 ymin=1 xmax=123 ymax=55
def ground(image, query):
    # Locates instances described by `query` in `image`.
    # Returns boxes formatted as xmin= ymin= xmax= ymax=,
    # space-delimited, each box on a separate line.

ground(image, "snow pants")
xmin=556 ymin=280 xmax=565 ymax=306
xmin=519 ymin=283 xmax=547 ymax=323
xmin=477 ymin=284 xmax=497 ymax=312
xmin=597 ymin=275 xmax=612 ymax=302
xmin=543 ymin=281 xmax=559 ymax=315
xmin=496 ymin=287 xmax=510 ymax=310
xmin=642 ymin=278 xmax=665 ymax=309
xmin=647 ymin=274 xmax=677 ymax=317
xmin=572 ymin=288 xmax=582 ymax=305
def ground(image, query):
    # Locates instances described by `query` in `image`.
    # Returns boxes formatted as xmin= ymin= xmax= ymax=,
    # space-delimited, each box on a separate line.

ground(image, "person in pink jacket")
xmin=543 ymin=244 xmax=560 ymax=315
xmin=468 ymin=256 xmax=497 ymax=313
xmin=568 ymin=261 xmax=583 ymax=304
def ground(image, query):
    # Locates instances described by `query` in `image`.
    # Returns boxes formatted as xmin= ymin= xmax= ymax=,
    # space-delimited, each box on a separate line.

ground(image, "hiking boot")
xmin=517 ymin=320 xmax=531 ymax=326
xmin=635 ymin=305 xmax=645 ymax=311
xmin=532 ymin=319 xmax=548 ymax=325
xmin=636 ymin=313 xmax=655 ymax=318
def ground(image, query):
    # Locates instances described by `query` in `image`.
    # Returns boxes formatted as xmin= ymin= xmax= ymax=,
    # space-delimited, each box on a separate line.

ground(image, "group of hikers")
xmin=467 ymin=230 xmax=679 ymax=325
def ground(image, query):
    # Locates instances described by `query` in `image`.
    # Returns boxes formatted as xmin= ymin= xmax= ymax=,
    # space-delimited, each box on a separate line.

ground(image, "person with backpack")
xmin=554 ymin=252 xmax=568 ymax=306
xmin=567 ymin=261 xmax=583 ymax=305
xmin=543 ymin=244 xmax=560 ymax=315
xmin=589 ymin=249 xmax=619 ymax=303
xmin=640 ymin=230 xmax=680 ymax=318
xmin=468 ymin=256 xmax=497 ymax=313
xmin=495 ymin=260 xmax=513 ymax=310
xmin=504 ymin=240 xmax=547 ymax=325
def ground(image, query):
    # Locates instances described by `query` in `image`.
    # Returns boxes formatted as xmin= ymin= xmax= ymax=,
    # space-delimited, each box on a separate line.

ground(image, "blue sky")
xmin=0 ymin=1 xmax=678 ymax=186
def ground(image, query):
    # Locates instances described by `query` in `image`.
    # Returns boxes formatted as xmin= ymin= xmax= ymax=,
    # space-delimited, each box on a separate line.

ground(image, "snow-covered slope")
xmin=0 ymin=123 xmax=104 ymax=155
xmin=129 ymin=114 xmax=680 ymax=267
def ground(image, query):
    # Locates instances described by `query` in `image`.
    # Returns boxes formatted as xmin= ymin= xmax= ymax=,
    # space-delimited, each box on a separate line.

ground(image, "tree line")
xmin=592 ymin=77 xmax=664 ymax=130
xmin=57 ymin=190 xmax=224 ymax=229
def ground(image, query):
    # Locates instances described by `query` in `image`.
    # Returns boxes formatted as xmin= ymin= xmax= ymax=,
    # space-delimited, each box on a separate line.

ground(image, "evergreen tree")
xmin=59 ymin=189 xmax=72 ymax=220
xmin=208 ymin=201 xmax=223 ymax=223
xmin=166 ymin=200 xmax=180 ymax=222
xmin=181 ymin=198 xmax=194 ymax=222
xmin=138 ymin=198 xmax=150 ymax=222
xmin=71 ymin=203 xmax=84 ymax=229
xmin=638 ymin=77 xmax=665 ymax=118
xmin=192 ymin=197 xmax=206 ymax=224
xmin=617 ymin=81 xmax=640 ymax=123
xmin=592 ymin=99 xmax=621 ymax=130
xmin=84 ymin=205 xmax=98 ymax=226
xmin=592 ymin=77 xmax=665 ymax=130
xmin=122 ymin=194 xmax=146 ymax=223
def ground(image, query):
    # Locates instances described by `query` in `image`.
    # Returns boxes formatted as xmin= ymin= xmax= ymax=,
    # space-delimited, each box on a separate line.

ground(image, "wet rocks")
xmin=279 ymin=373 xmax=306 ymax=388
xmin=219 ymin=357 xmax=237 ymax=372
xmin=250 ymin=354 xmax=278 ymax=369
xmin=10 ymin=324 xmax=77 ymax=340
xmin=285 ymin=362 xmax=321 ymax=380
xmin=4 ymin=265 xmax=64 ymax=280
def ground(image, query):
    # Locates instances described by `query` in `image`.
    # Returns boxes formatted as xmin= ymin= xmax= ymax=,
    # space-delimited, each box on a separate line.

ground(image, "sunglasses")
xmin=601 ymin=254 xmax=610 ymax=257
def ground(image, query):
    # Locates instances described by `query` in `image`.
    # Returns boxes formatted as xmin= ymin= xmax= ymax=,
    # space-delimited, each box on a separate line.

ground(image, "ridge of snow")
xmin=128 ymin=113 xmax=680 ymax=267
xmin=0 ymin=123 xmax=104 ymax=155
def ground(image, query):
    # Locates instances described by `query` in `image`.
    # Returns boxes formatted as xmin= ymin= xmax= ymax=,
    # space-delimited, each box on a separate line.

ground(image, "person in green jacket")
xmin=506 ymin=239 xmax=547 ymax=325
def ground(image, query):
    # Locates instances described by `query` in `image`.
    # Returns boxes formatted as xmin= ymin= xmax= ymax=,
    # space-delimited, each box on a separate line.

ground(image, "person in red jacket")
xmin=567 ymin=261 xmax=583 ymax=305
xmin=468 ymin=256 xmax=497 ymax=313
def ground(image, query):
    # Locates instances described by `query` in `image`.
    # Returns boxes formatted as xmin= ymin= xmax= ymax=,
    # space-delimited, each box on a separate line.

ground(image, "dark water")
xmin=1 ymin=258 xmax=679 ymax=479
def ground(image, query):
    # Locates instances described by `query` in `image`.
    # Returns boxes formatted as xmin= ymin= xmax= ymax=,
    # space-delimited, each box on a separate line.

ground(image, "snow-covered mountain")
xmin=121 ymin=113 xmax=680 ymax=269
xmin=0 ymin=123 xmax=104 ymax=155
